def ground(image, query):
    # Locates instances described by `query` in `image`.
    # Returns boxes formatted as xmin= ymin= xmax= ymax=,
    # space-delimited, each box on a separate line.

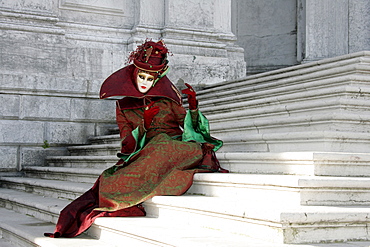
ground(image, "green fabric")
xmin=117 ymin=127 xmax=147 ymax=162
xmin=117 ymin=109 xmax=222 ymax=166
xmin=182 ymin=110 xmax=223 ymax=152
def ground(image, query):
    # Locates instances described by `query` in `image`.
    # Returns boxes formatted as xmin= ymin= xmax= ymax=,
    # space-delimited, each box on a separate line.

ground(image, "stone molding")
xmin=59 ymin=0 xmax=126 ymax=16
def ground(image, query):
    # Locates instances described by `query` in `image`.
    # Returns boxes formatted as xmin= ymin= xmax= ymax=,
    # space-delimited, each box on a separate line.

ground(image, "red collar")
xmin=100 ymin=65 xmax=182 ymax=109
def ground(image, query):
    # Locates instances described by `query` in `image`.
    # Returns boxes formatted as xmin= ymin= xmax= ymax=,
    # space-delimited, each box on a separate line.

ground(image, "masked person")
xmin=45 ymin=40 xmax=227 ymax=238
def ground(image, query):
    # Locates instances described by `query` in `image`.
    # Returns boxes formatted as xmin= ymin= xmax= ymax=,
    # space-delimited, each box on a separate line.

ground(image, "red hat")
xmin=128 ymin=40 xmax=169 ymax=75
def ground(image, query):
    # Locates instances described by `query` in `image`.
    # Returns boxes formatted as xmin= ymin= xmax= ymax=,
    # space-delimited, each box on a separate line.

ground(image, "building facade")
xmin=0 ymin=0 xmax=369 ymax=171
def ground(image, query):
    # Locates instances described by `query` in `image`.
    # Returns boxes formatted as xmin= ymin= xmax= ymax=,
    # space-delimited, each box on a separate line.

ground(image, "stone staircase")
xmin=1 ymin=51 xmax=370 ymax=246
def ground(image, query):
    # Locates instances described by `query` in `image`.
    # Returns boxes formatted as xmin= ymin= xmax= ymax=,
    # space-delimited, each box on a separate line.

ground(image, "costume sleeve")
xmin=171 ymin=101 xmax=198 ymax=128
xmin=171 ymin=101 xmax=186 ymax=128
xmin=116 ymin=106 xmax=146 ymax=155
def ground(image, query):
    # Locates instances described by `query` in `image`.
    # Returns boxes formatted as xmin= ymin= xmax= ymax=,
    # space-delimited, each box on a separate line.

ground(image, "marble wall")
xmin=0 ymin=0 xmax=245 ymax=170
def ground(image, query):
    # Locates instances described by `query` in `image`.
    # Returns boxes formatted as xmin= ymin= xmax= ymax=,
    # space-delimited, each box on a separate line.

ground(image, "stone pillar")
xmin=130 ymin=0 xmax=246 ymax=87
xmin=297 ymin=0 xmax=369 ymax=62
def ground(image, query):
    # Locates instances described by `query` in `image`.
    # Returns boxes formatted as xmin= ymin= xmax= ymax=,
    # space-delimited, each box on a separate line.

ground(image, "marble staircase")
xmin=1 ymin=51 xmax=370 ymax=246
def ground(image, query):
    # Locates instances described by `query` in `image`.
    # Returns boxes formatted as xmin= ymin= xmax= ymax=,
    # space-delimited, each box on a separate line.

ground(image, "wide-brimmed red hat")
xmin=128 ymin=40 xmax=169 ymax=75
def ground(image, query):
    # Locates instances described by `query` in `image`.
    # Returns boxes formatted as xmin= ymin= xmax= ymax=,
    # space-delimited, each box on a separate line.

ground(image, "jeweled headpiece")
xmin=128 ymin=40 xmax=170 ymax=80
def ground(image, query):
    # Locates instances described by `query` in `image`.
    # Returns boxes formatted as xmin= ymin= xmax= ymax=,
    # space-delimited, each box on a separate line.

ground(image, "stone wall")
xmin=0 ymin=0 xmax=245 ymax=171
xmin=232 ymin=0 xmax=298 ymax=74
xmin=0 ymin=0 xmax=125 ymax=170
xmin=232 ymin=0 xmax=370 ymax=74
xmin=298 ymin=0 xmax=370 ymax=62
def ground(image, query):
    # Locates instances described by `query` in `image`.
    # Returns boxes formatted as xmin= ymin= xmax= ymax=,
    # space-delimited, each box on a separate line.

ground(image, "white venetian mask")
xmin=136 ymin=71 xmax=155 ymax=93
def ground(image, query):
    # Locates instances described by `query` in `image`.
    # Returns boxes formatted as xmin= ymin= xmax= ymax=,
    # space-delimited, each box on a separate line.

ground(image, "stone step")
xmin=2 ymin=200 xmax=359 ymax=247
xmin=189 ymin=173 xmax=370 ymax=206
xmin=0 ymin=188 xmax=272 ymax=244
xmin=215 ymin=131 xmax=370 ymax=153
xmin=2 ymin=186 xmax=370 ymax=245
xmin=46 ymin=155 xmax=118 ymax=169
xmin=44 ymin=152 xmax=316 ymax=176
xmin=4 ymin=167 xmax=370 ymax=208
xmin=23 ymin=166 xmax=102 ymax=183
xmin=44 ymin=152 xmax=317 ymax=175
xmin=0 ymin=179 xmax=370 ymax=243
xmin=89 ymin=134 xmax=120 ymax=145
xmin=143 ymin=195 xmax=370 ymax=244
xmin=106 ymin=126 xmax=119 ymax=135
xmin=67 ymin=144 xmax=120 ymax=156
xmin=199 ymin=52 xmax=370 ymax=106
xmin=0 ymin=177 xmax=91 ymax=201
xmin=0 ymin=239 xmax=14 ymax=247
xmin=0 ymin=207 xmax=112 ymax=247
xmin=195 ymin=53 xmax=370 ymax=153
xmin=201 ymin=84 xmax=370 ymax=122
xmin=218 ymin=152 xmax=370 ymax=177
xmin=34 ymin=150 xmax=370 ymax=180
xmin=0 ymin=188 xmax=67 ymax=224
xmin=87 ymin=216 xmax=259 ymax=247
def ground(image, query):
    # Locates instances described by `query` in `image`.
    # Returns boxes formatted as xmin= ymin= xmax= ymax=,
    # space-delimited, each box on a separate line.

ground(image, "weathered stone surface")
xmin=48 ymin=122 xmax=95 ymax=144
xmin=20 ymin=147 xmax=68 ymax=167
xmin=0 ymin=32 xmax=67 ymax=75
xmin=166 ymin=1 xmax=214 ymax=29
xmin=0 ymin=120 xmax=44 ymax=144
xmin=0 ymin=94 xmax=20 ymax=118
xmin=0 ymin=0 xmax=54 ymax=12
xmin=304 ymin=0 xmax=349 ymax=61
xmin=349 ymin=0 xmax=370 ymax=53
xmin=232 ymin=0 xmax=297 ymax=74
xmin=0 ymin=147 xmax=18 ymax=170
xmin=71 ymin=98 xmax=115 ymax=122
xmin=21 ymin=95 xmax=71 ymax=120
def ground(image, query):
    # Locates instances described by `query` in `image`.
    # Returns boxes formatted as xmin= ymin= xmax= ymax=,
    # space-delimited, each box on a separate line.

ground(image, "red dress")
xmin=45 ymin=66 xmax=225 ymax=238
xmin=97 ymin=98 xmax=206 ymax=211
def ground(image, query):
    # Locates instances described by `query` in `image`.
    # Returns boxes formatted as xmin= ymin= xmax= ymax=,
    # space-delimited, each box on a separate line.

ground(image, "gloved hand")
xmin=143 ymin=101 xmax=159 ymax=130
xmin=181 ymin=83 xmax=198 ymax=110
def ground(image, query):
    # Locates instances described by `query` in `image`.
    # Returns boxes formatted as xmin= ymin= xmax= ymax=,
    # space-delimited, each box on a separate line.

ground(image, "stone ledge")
xmin=0 ymin=177 xmax=90 ymax=201
xmin=67 ymin=144 xmax=120 ymax=156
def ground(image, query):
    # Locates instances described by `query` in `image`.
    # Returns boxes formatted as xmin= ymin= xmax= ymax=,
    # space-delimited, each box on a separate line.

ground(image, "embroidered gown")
xmin=45 ymin=65 xmax=225 ymax=238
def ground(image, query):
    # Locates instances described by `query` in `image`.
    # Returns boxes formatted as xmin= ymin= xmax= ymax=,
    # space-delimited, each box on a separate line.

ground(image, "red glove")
xmin=143 ymin=101 xmax=159 ymax=130
xmin=181 ymin=83 xmax=198 ymax=110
